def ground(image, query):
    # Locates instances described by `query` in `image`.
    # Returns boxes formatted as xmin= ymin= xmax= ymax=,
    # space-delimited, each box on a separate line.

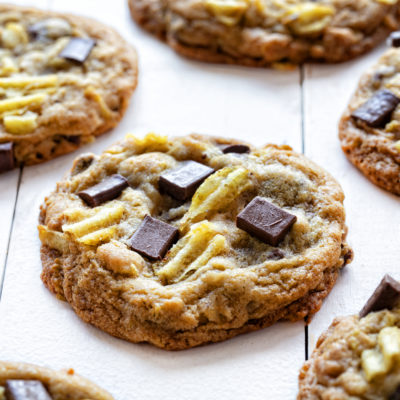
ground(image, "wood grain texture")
xmin=0 ymin=0 xmax=304 ymax=399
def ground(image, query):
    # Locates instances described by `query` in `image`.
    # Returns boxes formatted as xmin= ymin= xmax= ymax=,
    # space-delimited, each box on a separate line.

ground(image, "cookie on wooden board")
xmin=38 ymin=133 xmax=352 ymax=350
xmin=128 ymin=0 xmax=400 ymax=67
xmin=339 ymin=34 xmax=400 ymax=196
xmin=0 ymin=361 xmax=113 ymax=400
xmin=0 ymin=4 xmax=138 ymax=173
xmin=298 ymin=275 xmax=400 ymax=400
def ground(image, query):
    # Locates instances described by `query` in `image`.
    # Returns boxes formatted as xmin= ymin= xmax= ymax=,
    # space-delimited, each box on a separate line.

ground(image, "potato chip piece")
xmin=38 ymin=225 xmax=70 ymax=253
xmin=0 ymin=93 xmax=47 ymax=113
xmin=4 ymin=112 xmax=38 ymax=134
xmin=0 ymin=75 xmax=58 ymax=89
xmin=180 ymin=166 xmax=251 ymax=232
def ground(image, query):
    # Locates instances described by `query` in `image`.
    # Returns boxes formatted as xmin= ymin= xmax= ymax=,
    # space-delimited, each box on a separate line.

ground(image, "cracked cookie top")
xmin=38 ymin=133 xmax=351 ymax=349
xmin=0 ymin=4 xmax=137 ymax=171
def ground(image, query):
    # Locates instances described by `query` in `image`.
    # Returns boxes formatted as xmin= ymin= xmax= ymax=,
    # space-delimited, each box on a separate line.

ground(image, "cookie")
xmin=0 ymin=361 xmax=113 ymax=400
xmin=38 ymin=133 xmax=352 ymax=350
xmin=0 ymin=4 xmax=138 ymax=173
xmin=339 ymin=41 xmax=400 ymax=196
xmin=128 ymin=0 xmax=400 ymax=67
xmin=298 ymin=275 xmax=400 ymax=400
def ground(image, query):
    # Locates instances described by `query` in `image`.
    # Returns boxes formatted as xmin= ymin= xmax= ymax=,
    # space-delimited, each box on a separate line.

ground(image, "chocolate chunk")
xmin=78 ymin=174 xmax=128 ymax=207
xmin=0 ymin=142 xmax=15 ymax=173
xmin=129 ymin=215 xmax=179 ymax=260
xmin=388 ymin=31 xmax=400 ymax=48
xmin=159 ymin=161 xmax=214 ymax=201
xmin=352 ymin=90 xmax=400 ymax=128
xmin=59 ymin=37 xmax=95 ymax=63
xmin=236 ymin=196 xmax=297 ymax=246
xmin=64 ymin=135 xmax=81 ymax=145
xmin=389 ymin=385 xmax=400 ymax=400
xmin=359 ymin=275 xmax=400 ymax=318
xmin=267 ymin=249 xmax=285 ymax=260
xmin=219 ymin=143 xmax=250 ymax=154
xmin=5 ymin=380 xmax=52 ymax=400
xmin=28 ymin=18 xmax=72 ymax=40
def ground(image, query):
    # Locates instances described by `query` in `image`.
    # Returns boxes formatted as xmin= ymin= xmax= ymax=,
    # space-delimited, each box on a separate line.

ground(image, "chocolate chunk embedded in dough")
xmin=388 ymin=31 xmax=400 ymax=48
xmin=219 ymin=144 xmax=250 ymax=154
xmin=59 ymin=37 xmax=95 ymax=63
xmin=0 ymin=142 xmax=15 ymax=173
xmin=390 ymin=385 xmax=400 ymax=400
xmin=5 ymin=380 xmax=52 ymax=400
xmin=159 ymin=161 xmax=214 ymax=201
xmin=236 ymin=196 xmax=297 ymax=247
xmin=352 ymin=90 xmax=400 ymax=128
xmin=78 ymin=174 xmax=129 ymax=207
xmin=129 ymin=215 xmax=179 ymax=260
xmin=360 ymin=274 xmax=400 ymax=318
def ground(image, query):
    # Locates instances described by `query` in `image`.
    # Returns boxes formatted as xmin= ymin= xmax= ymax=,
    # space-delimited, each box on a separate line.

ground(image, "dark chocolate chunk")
xmin=352 ymin=90 xmax=400 ymax=128
xmin=359 ymin=274 xmax=400 ymax=318
xmin=59 ymin=37 xmax=95 ymax=63
xmin=129 ymin=215 xmax=179 ymax=260
xmin=64 ymin=135 xmax=81 ymax=145
xmin=5 ymin=380 xmax=52 ymax=400
xmin=78 ymin=174 xmax=128 ymax=207
xmin=389 ymin=385 xmax=400 ymax=400
xmin=159 ymin=161 xmax=214 ymax=201
xmin=219 ymin=143 xmax=250 ymax=154
xmin=388 ymin=31 xmax=400 ymax=48
xmin=236 ymin=196 xmax=297 ymax=247
xmin=0 ymin=142 xmax=15 ymax=173
xmin=267 ymin=249 xmax=285 ymax=260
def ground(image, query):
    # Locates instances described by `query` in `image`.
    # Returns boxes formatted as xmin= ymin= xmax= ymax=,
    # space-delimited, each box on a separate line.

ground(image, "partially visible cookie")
xmin=128 ymin=0 xmax=400 ymax=67
xmin=38 ymin=133 xmax=352 ymax=350
xmin=298 ymin=275 xmax=400 ymax=400
xmin=0 ymin=4 xmax=138 ymax=172
xmin=339 ymin=37 xmax=400 ymax=195
xmin=0 ymin=361 xmax=113 ymax=400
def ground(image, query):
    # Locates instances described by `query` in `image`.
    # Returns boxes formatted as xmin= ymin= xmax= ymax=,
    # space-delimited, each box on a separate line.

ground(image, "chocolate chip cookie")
xmin=0 ymin=4 xmax=138 ymax=173
xmin=0 ymin=361 xmax=113 ymax=399
xmin=128 ymin=0 xmax=400 ymax=67
xmin=339 ymin=35 xmax=400 ymax=195
xmin=298 ymin=275 xmax=400 ymax=400
xmin=38 ymin=133 xmax=352 ymax=350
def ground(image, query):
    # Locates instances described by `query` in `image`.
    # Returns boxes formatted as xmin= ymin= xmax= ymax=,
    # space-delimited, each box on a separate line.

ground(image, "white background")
xmin=0 ymin=1 xmax=399 ymax=399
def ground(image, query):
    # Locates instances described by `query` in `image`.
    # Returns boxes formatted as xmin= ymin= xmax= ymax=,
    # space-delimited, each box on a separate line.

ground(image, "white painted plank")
xmin=0 ymin=1 xmax=305 ymax=400
xmin=303 ymin=45 xmax=400 ymax=353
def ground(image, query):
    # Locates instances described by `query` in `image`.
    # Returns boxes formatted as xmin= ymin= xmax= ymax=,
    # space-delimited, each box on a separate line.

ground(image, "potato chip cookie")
xmin=128 ymin=0 xmax=400 ymax=67
xmin=0 ymin=361 xmax=113 ymax=400
xmin=298 ymin=275 xmax=400 ymax=400
xmin=339 ymin=35 xmax=400 ymax=196
xmin=0 ymin=4 xmax=138 ymax=173
xmin=38 ymin=133 xmax=352 ymax=350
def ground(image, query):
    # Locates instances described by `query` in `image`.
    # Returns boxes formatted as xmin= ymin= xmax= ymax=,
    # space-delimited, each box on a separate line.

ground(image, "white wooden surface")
xmin=0 ymin=1 xmax=398 ymax=399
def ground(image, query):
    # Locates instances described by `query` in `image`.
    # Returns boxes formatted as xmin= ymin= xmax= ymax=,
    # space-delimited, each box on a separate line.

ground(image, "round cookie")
xmin=0 ymin=361 xmax=113 ymax=400
xmin=298 ymin=275 xmax=400 ymax=400
xmin=0 ymin=4 xmax=138 ymax=172
xmin=128 ymin=0 xmax=400 ymax=67
xmin=339 ymin=44 xmax=400 ymax=196
xmin=38 ymin=133 xmax=352 ymax=350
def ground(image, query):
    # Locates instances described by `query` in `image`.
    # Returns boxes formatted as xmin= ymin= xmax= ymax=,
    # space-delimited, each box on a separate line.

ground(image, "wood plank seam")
xmin=0 ymin=167 xmax=24 ymax=302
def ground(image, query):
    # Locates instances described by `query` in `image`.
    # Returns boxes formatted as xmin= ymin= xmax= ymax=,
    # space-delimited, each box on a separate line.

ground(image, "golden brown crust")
xmin=0 ymin=361 xmax=113 ymax=400
xmin=0 ymin=4 xmax=138 ymax=168
xmin=128 ymin=0 xmax=400 ymax=67
xmin=339 ymin=48 xmax=400 ymax=196
xmin=39 ymin=133 xmax=352 ymax=350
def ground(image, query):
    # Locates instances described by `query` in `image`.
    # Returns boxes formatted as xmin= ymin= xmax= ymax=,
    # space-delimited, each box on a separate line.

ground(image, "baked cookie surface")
xmin=128 ymin=0 xmax=400 ymax=67
xmin=298 ymin=275 xmax=400 ymax=400
xmin=0 ymin=361 xmax=113 ymax=400
xmin=0 ymin=4 xmax=138 ymax=172
xmin=38 ymin=133 xmax=352 ymax=350
xmin=339 ymin=43 xmax=400 ymax=196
